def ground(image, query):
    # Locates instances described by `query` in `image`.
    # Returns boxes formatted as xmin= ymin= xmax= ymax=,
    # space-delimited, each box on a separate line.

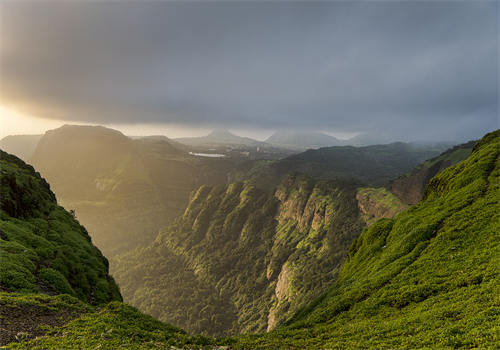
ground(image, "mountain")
xmin=233 ymin=129 xmax=500 ymax=348
xmin=0 ymin=149 xmax=121 ymax=303
xmin=0 ymin=150 xmax=214 ymax=349
xmin=176 ymin=129 xmax=267 ymax=148
xmin=343 ymin=132 xmax=397 ymax=146
xmin=0 ymin=150 xmax=122 ymax=344
xmin=7 ymin=130 xmax=498 ymax=349
xmin=389 ymin=140 xmax=475 ymax=204
xmin=265 ymin=131 xmax=342 ymax=150
xmin=28 ymin=125 xmax=255 ymax=257
xmin=249 ymin=142 xmax=448 ymax=189
xmin=0 ymin=134 xmax=42 ymax=161
xmin=112 ymin=174 xmax=406 ymax=336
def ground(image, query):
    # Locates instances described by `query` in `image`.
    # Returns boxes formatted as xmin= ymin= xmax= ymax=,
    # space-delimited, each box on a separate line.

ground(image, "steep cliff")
xmin=112 ymin=174 xmax=365 ymax=335
xmin=234 ymin=130 xmax=499 ymax=348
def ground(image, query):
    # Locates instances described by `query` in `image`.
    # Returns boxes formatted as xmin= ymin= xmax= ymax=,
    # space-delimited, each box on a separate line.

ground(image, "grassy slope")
xmin=232 ymin=130 xmax=499 ymax=349
xmin=0 ymin=150 xmax=217 ymax=349
xmin=4 ymin=294 xmax=216 ymax=350
xmin=389 ymin=141 xmax=475 ymax=205
xmin=0 ymin=150 xmax=121 ymax=304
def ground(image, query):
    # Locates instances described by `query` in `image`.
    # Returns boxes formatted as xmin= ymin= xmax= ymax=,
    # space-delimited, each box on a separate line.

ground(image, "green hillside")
xmin=249 ymin=142 xmax=447 ymax=189
xmin=0 ymin=150 xmax=121 ymax=303
xmin=112 ymin=174 xmax=407 ymax=336
xmin=3 ymin=130 xmax=498 ymax=349
xmin=4 ymin=295 xmax=214 ymax=350
xmin=389 ymin=140 xmax=475 ymax=204
xmin=233 ymin=130 xmax=500 ymax=348
xmin=0 ymin=149 xmax=216 ymax=349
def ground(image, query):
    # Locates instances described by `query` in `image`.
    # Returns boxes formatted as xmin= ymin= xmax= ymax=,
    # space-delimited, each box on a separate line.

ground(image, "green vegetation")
xmin=7 ymin=300 xmax=216 ymax=350
xmin=231 ymin=130 xmax=500 ymax=348
xmin=0 ymin=150 xmax=218 ymax=349
xmin=389 ymin=140 xmax=475 ymax=204
xmin=0 ymin=150 xmax=121 ymax=304
xmin=356 ymin=187 xmax=407 ymax=225
xmin=249 ymin=142 xmax=446 ymax=189
xmin=112 ymin=175 xmax=365 ymax=336
xmin=3 ymin=129 xmax=498 ymax=349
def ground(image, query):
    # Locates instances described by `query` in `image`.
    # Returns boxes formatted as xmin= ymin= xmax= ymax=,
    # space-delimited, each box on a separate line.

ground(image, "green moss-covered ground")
xmin=0 ymin=150 xmax=121 ymax=304
xmin=6 ymin=297 xmax=216 ymax=350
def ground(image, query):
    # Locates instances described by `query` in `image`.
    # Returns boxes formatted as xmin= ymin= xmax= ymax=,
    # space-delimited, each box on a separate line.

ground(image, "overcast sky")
xmin=1 ymin=1 xmax=498 ymax=142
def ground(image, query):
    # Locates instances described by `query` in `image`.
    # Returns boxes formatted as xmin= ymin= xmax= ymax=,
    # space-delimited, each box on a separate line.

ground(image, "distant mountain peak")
xmin=207 ymin=129 xmax=235 ymax=138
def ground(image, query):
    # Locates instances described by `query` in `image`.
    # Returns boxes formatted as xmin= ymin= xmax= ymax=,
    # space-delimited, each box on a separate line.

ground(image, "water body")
xmin=189 ymin=152 xmax=226 ymax=158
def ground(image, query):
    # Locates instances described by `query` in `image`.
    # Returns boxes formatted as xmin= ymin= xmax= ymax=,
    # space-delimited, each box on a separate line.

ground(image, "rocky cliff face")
xmin=113 ymin=174 xmax=368 ymax=335
xmin=356 ymin=187 xmax=407 ymax=226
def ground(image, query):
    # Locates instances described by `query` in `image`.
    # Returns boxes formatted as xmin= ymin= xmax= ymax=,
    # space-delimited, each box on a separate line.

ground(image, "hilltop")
xmin=249 ymin=142 xmax=447 ymax=189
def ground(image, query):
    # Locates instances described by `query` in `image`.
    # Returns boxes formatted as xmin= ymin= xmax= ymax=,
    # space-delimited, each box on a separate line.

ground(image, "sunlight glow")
xmin=0 ymin=105 xmax=69 ymax=138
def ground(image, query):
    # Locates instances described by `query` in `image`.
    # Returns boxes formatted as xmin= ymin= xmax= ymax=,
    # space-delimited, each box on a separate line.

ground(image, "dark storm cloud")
xmin=1 ymin=1 xmax=498 ymax=141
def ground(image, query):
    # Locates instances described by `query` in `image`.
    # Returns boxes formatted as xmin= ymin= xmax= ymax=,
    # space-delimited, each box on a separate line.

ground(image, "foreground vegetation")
xmin=0 ymin=150 xmax=121 ymax=304
xmin=5 ymin=294 xmax=216 ymax=350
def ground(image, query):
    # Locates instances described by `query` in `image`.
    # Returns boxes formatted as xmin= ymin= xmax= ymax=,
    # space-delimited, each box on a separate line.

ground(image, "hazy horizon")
xmin=1 ymin=1 xmax=498 ymax=144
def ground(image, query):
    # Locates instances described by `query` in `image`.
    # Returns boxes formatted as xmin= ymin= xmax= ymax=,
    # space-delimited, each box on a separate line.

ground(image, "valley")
xmin=0 ymin=129 xmax=497 ymax=349
xmin=2 ymin=2 xmax=496 ymax=348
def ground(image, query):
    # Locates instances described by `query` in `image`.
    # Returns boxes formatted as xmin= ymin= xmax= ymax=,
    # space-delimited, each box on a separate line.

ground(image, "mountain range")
xmin=0 ymin=125 xmax=450 ymax=258
xmin=0 ymin=129 xmax=497 ymax=348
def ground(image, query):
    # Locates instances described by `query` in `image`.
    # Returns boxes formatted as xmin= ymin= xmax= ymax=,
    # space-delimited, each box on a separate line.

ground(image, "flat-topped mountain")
xmin=27 ymin=125 xmax=256 ymax=256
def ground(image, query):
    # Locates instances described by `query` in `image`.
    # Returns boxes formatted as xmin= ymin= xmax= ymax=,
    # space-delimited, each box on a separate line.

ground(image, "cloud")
xmin=1 ymin=1 xmax=498 ymax=141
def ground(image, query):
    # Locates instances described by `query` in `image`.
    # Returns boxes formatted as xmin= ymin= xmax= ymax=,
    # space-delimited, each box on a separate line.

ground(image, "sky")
xmin=1 ymin=1 xmax=498 ymax=142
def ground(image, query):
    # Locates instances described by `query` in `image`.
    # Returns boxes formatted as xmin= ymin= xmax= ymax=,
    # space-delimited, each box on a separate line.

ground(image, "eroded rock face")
xmin=389 ymin=161 xmax=449 ymax=205
xmin=356 ymin=188 xmax=407 ymax=226
xmin=267 ymin=264 xmax=292 ymax=331
xmin=275 ymin=176 xmax=337 ymax=232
